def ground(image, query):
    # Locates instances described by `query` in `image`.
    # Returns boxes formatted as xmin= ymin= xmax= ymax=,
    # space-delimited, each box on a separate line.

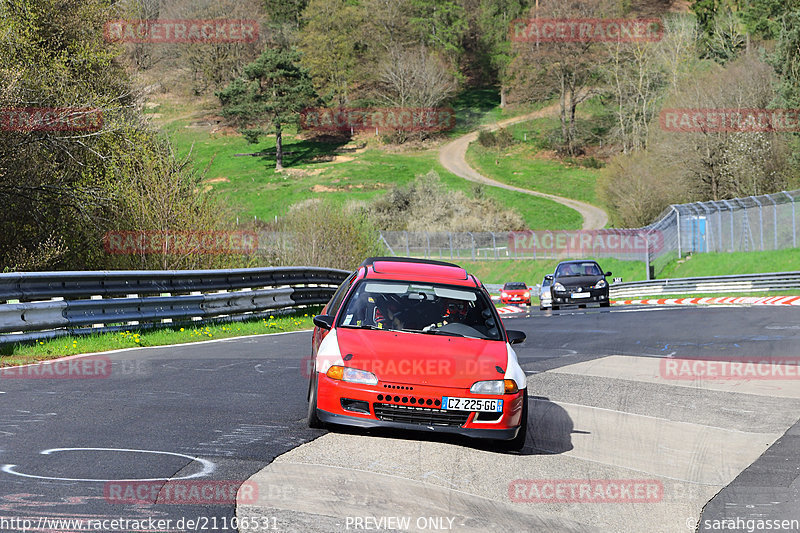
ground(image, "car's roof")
xmin=556 ymin=259 xmax=601 ymax=265
xmin=359 ymin=256 xmax=460 ymax=268
xmin=503 ymin=281 xmax=526 ymax=286
xmin=360 ymin=259 xmax=479 ymax=287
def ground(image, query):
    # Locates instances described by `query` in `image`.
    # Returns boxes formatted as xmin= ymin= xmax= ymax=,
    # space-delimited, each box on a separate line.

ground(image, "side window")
xmin=327 ymin=272 xmax=356 ymax=317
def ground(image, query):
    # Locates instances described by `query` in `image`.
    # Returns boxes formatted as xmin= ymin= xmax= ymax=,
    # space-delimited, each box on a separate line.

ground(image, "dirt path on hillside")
xmin=439 ymin=104 xmax=609 ymax=230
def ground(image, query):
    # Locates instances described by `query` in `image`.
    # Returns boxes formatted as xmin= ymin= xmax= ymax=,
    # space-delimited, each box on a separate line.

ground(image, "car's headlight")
xmin=501 ymin=292 xmax=508 ymax=297
xmin=523 ymin=292 xmax=530 ymax=298
xmin=326 ymin=366 xmax=378 ymax=385
xmin=553 ymin=282 xmax=566 ymax=292
xmin=470 ymin=379 xmax=519 ymax=395
xmin=594 ymin=279 xmax=607 ymax=289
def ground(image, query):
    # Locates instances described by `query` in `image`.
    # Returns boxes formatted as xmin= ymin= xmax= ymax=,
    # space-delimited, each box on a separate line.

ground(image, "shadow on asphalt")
xmin=317 ymin=396 xmax=575 ymax=457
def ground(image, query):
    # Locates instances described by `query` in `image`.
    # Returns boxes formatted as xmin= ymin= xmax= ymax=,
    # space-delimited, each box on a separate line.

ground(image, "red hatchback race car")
xmin=308 ymin=257 xmax=528 ymax=450
xmin=500 ymin=282 xmax=531 ymax=306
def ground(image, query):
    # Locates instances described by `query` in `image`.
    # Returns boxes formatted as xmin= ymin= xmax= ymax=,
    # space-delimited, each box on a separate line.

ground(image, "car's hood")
xmin=554 ymin=275 xmax=603 ymax=288
xmin=335 ymin=328 xmax=508 ymax=388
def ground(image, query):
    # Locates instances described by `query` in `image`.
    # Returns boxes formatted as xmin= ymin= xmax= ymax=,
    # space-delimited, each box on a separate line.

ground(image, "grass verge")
xmin=0 ymin=312 xmax=317 ymax=364
xmin=660 ymin=250 xmax=800 ymax=279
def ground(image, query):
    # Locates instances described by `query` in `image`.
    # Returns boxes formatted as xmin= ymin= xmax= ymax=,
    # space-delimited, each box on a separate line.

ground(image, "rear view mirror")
xmin=605 ymin=271 xmax=612 ymax=277
xmin=544 ymin=274 xmax=553 ymax=281
xmin=313 ymin=314 xmax=334 ymax=330
xmin=506 ymin=330 xmax=526 ymax=345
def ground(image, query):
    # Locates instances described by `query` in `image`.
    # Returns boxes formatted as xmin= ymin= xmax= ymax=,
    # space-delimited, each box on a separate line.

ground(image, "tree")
xmin=298 ymin=0 xmax=364 ymax=106
xmin=770 ymin=9 xmax=800 ymax=109
xmin=218 ymin=46 xmax=317 ymax=170
xmin=407 ymin=0 xmax=468 ymax=60
xmin=507 ymin=0 xmax=615 ymax=155
xmin=470 ymin=0 xmax=530 ymax=104
xmin=602 ymin=15 xmax=700 ymax=153
xmin=0 ymin=0 xmax=229 ymax=270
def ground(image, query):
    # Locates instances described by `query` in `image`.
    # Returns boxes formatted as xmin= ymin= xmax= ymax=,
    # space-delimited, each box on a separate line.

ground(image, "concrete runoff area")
xmin=239 ymin=355 xmax=800 ymax=532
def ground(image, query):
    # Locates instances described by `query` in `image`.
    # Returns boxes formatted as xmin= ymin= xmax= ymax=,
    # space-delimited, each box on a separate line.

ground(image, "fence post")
xmin=785 ymin=192 xmax=797 ymax=248
xmin=645 ymin=231 xmax=651 ymax=280
xmin=672 ymin=206 xmax=681 ymax=259
xmin=723 ymin=200 xmax=735 ymax=251
xmin=449 ymin=232 xmax=453 ymax=259
xmin=492 ymin=232 xmax=498 ymax=260
xmin=405 ymin=231 xmax=410 ymax=256
xmin=750 ymin=196 xmax=764 ymax=251
xmin=468 ymin=232 xmax=476 ymax=260
xmin=425 ymin=232 xmax=430 ymax=258
xmin=766 ymin=195 xmax=778 ymax=249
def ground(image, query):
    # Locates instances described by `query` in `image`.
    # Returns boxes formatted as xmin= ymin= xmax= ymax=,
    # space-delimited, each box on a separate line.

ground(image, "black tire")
xmin=539 ymin=305 xmax=546 ymax=311
xmin=551 ymin=305 xmax=559 ymax=311
xmin=498 ymin=389 xmax=528 ymax=452
xmin=307 ymin=374 xmax=324 ymax=429
xmin=578 ymin=304 xmax=586 ymax=308
xmin=600 ymin=301 xmax=610 ymax=308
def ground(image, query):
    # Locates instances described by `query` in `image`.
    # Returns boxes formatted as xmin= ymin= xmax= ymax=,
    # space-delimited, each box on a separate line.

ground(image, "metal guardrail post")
xmin=671 ymin=206 xmax=681 ymax=259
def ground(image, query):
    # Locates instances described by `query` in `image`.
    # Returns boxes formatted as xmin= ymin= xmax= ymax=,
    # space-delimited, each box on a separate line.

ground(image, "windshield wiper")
xmin=340 ymin=323 xmax=380 ymax=330
xmin=419 ymin=329 xmax=465 ymax=337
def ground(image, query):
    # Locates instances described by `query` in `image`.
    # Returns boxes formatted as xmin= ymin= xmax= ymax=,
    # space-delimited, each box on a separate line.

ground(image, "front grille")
xmin=373 ymin=402 xmax=469 ymax=427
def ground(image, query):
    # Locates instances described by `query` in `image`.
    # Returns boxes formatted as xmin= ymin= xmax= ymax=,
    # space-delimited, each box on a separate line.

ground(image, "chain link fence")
xmin=379 ymin=189 xmax=800 ymax=278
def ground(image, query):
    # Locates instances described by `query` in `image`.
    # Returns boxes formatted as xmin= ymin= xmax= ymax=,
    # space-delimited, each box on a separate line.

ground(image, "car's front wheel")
xmin=307 ymin=374 xmax=324 ymax=429
xmin=497 ymin=389 xmax=528 ymax=452
xmin=600 ymin=301 xmax=610 ymax=308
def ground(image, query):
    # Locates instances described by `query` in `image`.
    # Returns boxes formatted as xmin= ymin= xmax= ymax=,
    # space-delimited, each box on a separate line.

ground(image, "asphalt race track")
xmin=1 ymin=305 xmax=799 ymax=532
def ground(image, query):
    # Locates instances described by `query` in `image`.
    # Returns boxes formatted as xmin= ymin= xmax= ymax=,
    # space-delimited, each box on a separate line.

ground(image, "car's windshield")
xmin=504 ymin=282 xmax=527 ymax=290
xmin=338 ymin=280 xmax=501 ymax=340
xmin=556 ymin=262 xmax=602 ymax=277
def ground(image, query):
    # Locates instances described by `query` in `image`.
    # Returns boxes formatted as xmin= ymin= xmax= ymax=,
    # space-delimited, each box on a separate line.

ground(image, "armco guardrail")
xmin=0 ymin=267 xmax=349 ymax=344
xmin=609 ymin=271 xmax=800 ymax=299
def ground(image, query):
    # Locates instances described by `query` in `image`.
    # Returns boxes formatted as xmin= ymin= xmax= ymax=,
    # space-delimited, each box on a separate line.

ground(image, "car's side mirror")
xmin=506 ymin=330 xmax=526 ymax=345
xmin=313 ymin=314 xmax=334 ymax=330
xmin=605 ymin=271 xmax=612 ymax=277
xmin=544 ymin=274 xmax=553 ymax=281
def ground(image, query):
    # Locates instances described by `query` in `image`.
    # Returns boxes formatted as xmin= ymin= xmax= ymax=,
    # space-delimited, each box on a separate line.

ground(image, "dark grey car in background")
xmin=547 ymin=260 xmax=611 ymax=310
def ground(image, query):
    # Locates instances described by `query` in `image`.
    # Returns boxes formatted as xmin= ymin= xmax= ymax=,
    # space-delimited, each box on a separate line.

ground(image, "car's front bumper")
xmin=315 ymin=374 xmax=525 ymax=440
xmin=316 ymin=408 xmax=521 ymax=440
xmin=552 ymin=288 xmax=609 ymax=305
xmin=501 ymin=296 xmax=530 ymax=305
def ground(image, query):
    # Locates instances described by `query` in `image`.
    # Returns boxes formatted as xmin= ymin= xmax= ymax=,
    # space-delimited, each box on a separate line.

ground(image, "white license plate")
xmin=441 ymin=397 xmax=503 ymax=412
xmin=571 ymin=292 xmax=591 ymax=298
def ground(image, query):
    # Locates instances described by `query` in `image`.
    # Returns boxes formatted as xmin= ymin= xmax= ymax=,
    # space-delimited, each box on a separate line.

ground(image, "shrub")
xmin=369 ymin=170 xmax=525 ymax=232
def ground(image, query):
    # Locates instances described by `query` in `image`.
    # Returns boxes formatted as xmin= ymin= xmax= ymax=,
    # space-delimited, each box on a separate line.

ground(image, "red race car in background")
xmin=500 ymin=281 xmax=531 ymax=306
xmin=308 ymin=257 xmax=528 ymax=450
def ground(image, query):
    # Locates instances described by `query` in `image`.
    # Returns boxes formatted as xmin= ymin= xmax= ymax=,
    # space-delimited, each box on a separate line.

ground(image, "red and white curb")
xmin=497 ymin=305 xmax=526 ymax=314
xmin=612 ymin=296 xmax=800 ymax=307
